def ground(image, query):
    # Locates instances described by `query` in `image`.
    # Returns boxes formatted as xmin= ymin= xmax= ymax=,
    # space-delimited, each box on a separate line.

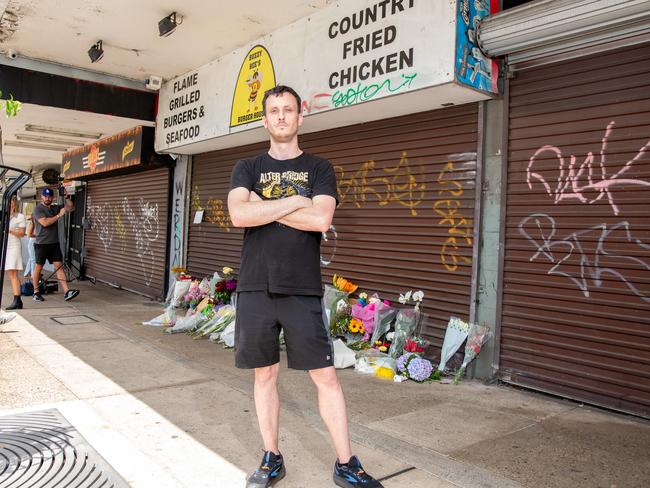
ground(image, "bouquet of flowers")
xmin=453 ymin=322 xmax=492 ymax=384
xmin=404 ymin=337 xmax=427 ymax=354
xmin=190 ymin=304 xmax=236 ymax=339
xmin=369 ymin=299 xmax=396 ymax=345
xmin=395 ymin=353 xmax=437 ymax=382
xmin=388 ymin=290 xmax=424 ymax=359
xmin=330 ymin=299 xmax=352 ymax=337
xmin=324 ymin=274 xmax=358 ymax=330
xmin=437 ymin=316 xmax=471 ymax=372
xmin=214 ymin=266 xmax=237 ymax=305
xmin=183 ymin=280 xmax=208 ymax=309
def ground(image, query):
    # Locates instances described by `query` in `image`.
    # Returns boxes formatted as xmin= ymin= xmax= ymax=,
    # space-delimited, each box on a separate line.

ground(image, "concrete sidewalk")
xmin=1 ymin=280 xmax=648 ymax=488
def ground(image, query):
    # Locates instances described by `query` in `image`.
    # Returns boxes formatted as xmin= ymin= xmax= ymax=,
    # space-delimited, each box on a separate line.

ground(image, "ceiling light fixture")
xmin=159 ymin=12 xmax=181 ymax=37
xmin=24 ymin=124 xmax=102 ymax=139
xmin=4 ymin=141 xmax=74 ymax=152
xmin=88 ymin=40 xmax=104 ymax=63
xmin=15 ymin=134 xmax=85 ymax=147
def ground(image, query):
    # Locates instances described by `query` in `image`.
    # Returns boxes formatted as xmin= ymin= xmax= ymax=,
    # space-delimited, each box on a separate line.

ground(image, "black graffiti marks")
xmin=518 ymin=213 xmax=650 ymax=304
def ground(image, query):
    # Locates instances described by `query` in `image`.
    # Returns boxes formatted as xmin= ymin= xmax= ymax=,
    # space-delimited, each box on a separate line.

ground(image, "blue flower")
xmin=407 ymin=357 xmax=433 ymax=382
xmin=396 ymin=353 xmax=415 ymax=373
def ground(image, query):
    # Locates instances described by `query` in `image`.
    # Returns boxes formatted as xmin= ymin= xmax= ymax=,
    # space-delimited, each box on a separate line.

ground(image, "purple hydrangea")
xmin=407 ymin=357 xmax=433 ymax=382
xmin=396 ymin=353 xmax=415 ymax=373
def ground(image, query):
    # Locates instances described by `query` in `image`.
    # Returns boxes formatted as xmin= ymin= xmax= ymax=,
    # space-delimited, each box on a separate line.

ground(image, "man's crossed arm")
xmin=227 ymin=187 xmax=336 ymax=233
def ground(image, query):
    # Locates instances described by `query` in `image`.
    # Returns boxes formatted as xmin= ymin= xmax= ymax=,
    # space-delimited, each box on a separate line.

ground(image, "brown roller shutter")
xmin=187 ymin=105 xmax=479 ymax=354
xmin=501 ymin=43 xmax=650 ymax=417
xmin=84 ymin=168 xmax=170 ymax=299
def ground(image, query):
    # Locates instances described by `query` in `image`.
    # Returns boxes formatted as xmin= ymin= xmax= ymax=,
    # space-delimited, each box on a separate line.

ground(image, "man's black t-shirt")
xmin=230 ymin=152 xmax=338 ymax=296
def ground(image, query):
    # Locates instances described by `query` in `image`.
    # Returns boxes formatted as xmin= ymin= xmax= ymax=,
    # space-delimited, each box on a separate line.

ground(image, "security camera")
xmin=145 ymin=75 xmax=163 ymax=91
xmin=5 ymin=49 xmax=17 ymax=60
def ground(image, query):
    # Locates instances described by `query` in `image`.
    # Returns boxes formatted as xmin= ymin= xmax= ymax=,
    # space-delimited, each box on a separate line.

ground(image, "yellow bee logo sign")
xmin=230 ymin=45 xmax=276 ymax=128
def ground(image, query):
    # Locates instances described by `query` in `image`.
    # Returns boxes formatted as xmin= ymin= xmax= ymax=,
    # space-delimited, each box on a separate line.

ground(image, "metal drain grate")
xmin=50 ymin=315 xmax=98 ymax=325
xmin=0 ymin=409 xmax=130 ymax=487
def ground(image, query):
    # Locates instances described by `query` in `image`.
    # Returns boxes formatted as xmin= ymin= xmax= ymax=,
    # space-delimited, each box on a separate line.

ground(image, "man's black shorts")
xmin=34 ymin=242 xmax=63 ymax=265
xmin=235 ymin=291 xmax=334 ymax=370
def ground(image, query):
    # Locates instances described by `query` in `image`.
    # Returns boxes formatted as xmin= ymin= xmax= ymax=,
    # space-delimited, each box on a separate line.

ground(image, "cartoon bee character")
xmin=246 ymin=71 xmax=262 ymax=113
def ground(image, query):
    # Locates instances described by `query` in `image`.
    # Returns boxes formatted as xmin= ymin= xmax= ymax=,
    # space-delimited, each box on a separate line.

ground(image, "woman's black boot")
xmin=6 ymin=295 xmax=23 ymax=310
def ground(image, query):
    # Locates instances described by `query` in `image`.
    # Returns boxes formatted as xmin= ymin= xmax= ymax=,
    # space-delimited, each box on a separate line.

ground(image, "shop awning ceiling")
xmin=478 ymin=0 xmax=650 ymax=69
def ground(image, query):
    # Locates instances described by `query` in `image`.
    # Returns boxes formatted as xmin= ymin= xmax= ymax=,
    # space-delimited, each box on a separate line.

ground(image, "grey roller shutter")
xmin=84 ymin=168 xmax=170 ymax=299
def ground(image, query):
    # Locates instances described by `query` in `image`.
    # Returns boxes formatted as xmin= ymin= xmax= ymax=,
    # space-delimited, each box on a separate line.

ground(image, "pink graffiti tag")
xmin=527 ymin=121 xmax=650 ymax=216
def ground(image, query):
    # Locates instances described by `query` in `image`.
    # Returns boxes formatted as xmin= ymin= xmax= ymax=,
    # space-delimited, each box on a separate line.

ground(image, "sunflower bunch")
xmin=347 ymin=318 xmax=365 ymax=335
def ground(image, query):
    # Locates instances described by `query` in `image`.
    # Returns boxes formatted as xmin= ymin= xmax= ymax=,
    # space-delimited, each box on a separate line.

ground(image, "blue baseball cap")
xmin=41 ymin=188 xmax=54 ymax=197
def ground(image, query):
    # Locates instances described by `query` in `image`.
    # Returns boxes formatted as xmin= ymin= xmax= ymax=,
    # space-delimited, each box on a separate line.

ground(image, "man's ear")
xmin=262 ymin=115 xmax=269 ymax=129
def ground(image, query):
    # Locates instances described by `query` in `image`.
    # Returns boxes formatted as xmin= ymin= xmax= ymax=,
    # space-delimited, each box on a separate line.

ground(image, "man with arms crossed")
xmin=228 ymin=85 xmax=383 ymax=488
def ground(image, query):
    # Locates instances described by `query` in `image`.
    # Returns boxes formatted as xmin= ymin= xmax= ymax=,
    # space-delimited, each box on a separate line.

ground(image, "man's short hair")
xmin=262 ymin=85 xmax=302 ymax=115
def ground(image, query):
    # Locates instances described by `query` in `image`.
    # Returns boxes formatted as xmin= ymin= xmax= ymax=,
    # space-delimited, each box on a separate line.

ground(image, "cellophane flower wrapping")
xmin=165 ymin=310 xmax=208 ymax=334
xmin=169 ymin=279 xmax=191 ymax=308
xmin=388 ymin=308 xmax=420 ymax=359
xmin=351 ymin=302 xmax=376 ymax=336
xmin=191 ymin=305 xmax=235 ymax=339
xmin=437 ymin=316 xmax=470 ymax=371
xmin=142 ymin=304 xmax=179 ymax=327
xmin=323 ymin=285 xmax=350 ymax=329
xmin=453 ymin=322 xmax=492 ymax=384
xmin=354 ymin=349 xmax=396 ymax=379
xmin=370 ymin=301 xmax=396 ymax=345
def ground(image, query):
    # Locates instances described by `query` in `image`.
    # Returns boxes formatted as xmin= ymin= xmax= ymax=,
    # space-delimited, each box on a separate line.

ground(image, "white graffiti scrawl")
xmin=86 ymin=196 xmax=114 ymax=251
xmin=519 ymin=213 xmax=650 ymax=304
xmin=527 ymin=121 xmax=650 ymax=216
xmin=122 ymin=197 xmax=160 ymax=286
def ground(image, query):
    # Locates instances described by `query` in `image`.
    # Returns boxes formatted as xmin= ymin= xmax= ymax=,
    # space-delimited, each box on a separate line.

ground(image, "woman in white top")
xmin=23 ymin=213 xmax=36 ymax=280
xmin=5 ymin=196 xmax=26 ymax=310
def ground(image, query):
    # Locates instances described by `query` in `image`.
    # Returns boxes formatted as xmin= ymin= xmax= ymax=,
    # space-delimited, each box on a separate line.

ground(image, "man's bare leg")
xmin=32 ymin=263 xmax=43 ymax=292
xmin=309 ymin=366 xmax=352 ymax=463
xmin=254 ymin=363 xmax=281 ymax=454
xmin=52 ymin=261 xmax=70 ymax=294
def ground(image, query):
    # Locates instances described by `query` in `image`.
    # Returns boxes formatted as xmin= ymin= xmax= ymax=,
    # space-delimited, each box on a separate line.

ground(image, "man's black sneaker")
xmin=333 ymin=455 xmax=383 ymax=488
xmin=246 ymin=451 xmax=285 ymax=488
xmin=33 ymin=293 xmax=45 ymax=302
xmin=64 ymin=289 xmax=80 ymax=301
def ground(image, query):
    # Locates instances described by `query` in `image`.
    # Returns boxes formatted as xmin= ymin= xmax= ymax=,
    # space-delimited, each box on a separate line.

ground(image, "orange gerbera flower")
xmin=333 ymin=274 xmax=359 ymax=294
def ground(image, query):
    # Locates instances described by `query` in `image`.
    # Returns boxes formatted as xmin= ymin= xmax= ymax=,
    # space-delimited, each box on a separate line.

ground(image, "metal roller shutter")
xmin=84 ymin=168 xmax=170 ymax=299
xmin=500 ymin=43 xmax=650 ymax=417
xmin=187 ymin=105 xmax=479 ymax=354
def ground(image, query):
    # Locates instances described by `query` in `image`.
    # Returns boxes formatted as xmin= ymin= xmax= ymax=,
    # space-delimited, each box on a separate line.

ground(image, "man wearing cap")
xmin=31 ymin=187 xmax=79 ymax=302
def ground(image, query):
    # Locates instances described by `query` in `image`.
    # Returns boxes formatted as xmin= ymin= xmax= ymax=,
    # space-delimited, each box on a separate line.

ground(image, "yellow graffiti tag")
xmin=191 ymin=184 xmax=203 ymax=212
xmin=205 ymin=197 xmax=232 ymax=232
xmin=435 ymin=161 xmax=473 ymax=272
xmin=335 ymin=151 xmax=425 ymax=216
xmin=113 ymin=205 xmax=127 ymax=240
